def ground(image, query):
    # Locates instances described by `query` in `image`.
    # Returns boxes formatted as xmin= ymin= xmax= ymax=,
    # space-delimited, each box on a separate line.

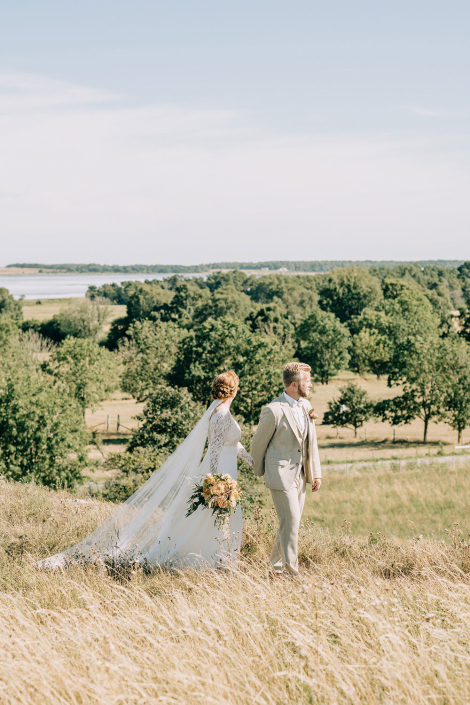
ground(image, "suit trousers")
xmin=269 ymin=468 xmax=306 ymax=575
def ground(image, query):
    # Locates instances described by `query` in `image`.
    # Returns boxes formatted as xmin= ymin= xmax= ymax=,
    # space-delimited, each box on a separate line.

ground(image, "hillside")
xmin=1 ymin=478 xmax=470 ymax=704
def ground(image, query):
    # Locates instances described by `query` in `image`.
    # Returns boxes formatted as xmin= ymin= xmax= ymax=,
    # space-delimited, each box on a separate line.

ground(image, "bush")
xmin=99 ymin=447 xmax=168 ymax=502
xmin=128 ymin=385 xmax=205 ymax=454
xmin=54 ymin=298 xmax=111 ymax=341
xmin=0 ymin=362 xmax=89 ymax=487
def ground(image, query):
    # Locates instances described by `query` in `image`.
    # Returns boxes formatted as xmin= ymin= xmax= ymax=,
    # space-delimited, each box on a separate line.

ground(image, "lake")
xmin=0 ymin=273 xmax=200 ymax=300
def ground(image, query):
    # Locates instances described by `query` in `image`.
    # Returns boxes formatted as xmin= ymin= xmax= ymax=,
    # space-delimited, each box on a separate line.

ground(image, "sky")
xmin=0 ymin=0 xmax=469 ymax=265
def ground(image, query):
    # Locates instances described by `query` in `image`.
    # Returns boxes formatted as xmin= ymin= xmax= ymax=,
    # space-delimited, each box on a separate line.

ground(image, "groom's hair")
xmin=282 ymin=362 xmax=311 ymax=387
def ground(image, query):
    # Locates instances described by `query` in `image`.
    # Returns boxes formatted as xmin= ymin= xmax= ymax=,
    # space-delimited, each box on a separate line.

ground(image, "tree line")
xmin=1 ymin=261 xmax=470 ymax=494
xmin=7 ymin=259 xmax=464 ymax=273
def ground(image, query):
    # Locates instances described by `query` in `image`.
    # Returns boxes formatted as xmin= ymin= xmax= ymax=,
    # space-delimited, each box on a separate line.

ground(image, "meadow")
xmin=84 ymin=369 xmax=469 ymax=465
xmin=2 ymin=281 xmax=469 ymax=704
xmin=2 ymin=477 xmax=470 ymax=704
xmin=22 ymin=298 xmax=127 ymax=331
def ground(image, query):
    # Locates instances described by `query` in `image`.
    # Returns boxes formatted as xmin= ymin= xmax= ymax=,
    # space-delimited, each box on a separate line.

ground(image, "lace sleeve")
xmin=209 ymin=406 xmax=232 ymax=474
xmin=237 ymin=442 xmax=253 ymax=465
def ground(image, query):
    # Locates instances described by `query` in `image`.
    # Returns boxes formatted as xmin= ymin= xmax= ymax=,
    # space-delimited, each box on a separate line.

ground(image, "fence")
xmin=88 ymin=415 xmax=137 ymax=434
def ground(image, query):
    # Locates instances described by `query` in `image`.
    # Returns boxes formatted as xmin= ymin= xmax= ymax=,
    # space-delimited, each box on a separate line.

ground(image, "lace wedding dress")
xmin=38 ymin=400 xmax=252 ymax=570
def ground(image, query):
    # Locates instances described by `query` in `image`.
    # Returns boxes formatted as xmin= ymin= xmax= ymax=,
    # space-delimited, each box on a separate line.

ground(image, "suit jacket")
xmin=251 ymin=394 xmax=321 ymax=491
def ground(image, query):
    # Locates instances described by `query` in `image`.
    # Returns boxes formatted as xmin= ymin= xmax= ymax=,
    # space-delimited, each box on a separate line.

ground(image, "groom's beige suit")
xmin=251 ymin=393 xmax=321 ymax=575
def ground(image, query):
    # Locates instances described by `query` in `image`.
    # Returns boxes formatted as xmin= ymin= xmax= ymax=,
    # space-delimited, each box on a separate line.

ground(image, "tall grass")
xmin=1 ymin=478 xmax=470 ymax=704
xmin=305 ymin=459 xmax=470 ymax=540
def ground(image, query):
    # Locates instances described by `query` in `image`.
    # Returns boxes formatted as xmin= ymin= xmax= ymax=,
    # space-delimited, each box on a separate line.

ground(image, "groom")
xmin=251 ymin=362 xmax=321 ymax=577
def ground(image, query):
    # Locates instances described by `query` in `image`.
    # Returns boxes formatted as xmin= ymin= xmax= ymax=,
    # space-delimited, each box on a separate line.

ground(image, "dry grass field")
xmin=86 ymin=372 xmax=468 ymax=468
xmin=22 ymin=299 xmax=127 ymax=326
xmin=2 ymin=478 xmax=470 ymax=704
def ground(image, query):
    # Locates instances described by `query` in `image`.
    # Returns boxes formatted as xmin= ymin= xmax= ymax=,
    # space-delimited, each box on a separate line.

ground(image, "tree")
xmin=0 ymin=314 xmax=20 ymax=349
xmin=349 ymin=309 xmax=392 ymax=379
xmin=382 ymin=289 xmax=440 ymax=385
xmin=350 ymin=329 xmax=390 ymax=379
xmin=374 ymin=394 xmax=420 ymax=439
xmin=158 ymin=281 xmax=210 ymax=327
xmin=205 ymin=270 xmax=248 ymax=292
xmin=244 ymin=274 xmax=319 ymax=322
xmin=195 ymin=286 xmax=253 ymax=322
xmin=438 ymin=337 xmax=470 ymax=443
xmin=0 ymin=287 xmax=22 ymax=322
xmin=458 ymin=309 xmax=470 ymax=344
xmin=44 ymin=338 xmax=120 ymax=416
xmin=246 ymin=302 xmax=295 ymax=341
xmin=0 ymin=361 xmax=88 ymax=487
xmin=375 ymin=337 xmax=443 ymax=443
xmin=121 ymin=320 xmax=184 ymax=401
xmin=128 ymin=385 xmax=205 ymax=454
xmin=296 ymin=309 xmax=350 ymax=384
xmin=170 ymin=317 xmax=295 ymax=423
xmin=54 ymin=298 xmax=110 ymax=341
xmin=234 ymin=331 xmax=295 ymax=423
xmin=457 ymin=261 xmax=470 ymax=307
xmin=317 ymin=267 xmax=383 ymax=324
xmin=125 ymin=283 xmax=173 ymax=322
xmin=323 ymin=382 xmax=374 ymax=437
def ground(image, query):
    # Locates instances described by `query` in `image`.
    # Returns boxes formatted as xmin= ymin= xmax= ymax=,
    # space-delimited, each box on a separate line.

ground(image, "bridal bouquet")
xmin=186 ymin=473 xmax=242 ymax=527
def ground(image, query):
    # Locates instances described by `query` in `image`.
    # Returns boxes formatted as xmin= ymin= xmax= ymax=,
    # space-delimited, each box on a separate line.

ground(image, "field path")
xmin=325 ymin=453 xmax=470 ymax=474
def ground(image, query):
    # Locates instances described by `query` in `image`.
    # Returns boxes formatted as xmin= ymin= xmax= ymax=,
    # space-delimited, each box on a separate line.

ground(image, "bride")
xmin=38 ymin=371 xmax=253 ymax=571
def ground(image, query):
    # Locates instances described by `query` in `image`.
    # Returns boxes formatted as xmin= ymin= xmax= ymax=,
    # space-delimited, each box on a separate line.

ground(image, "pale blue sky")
xmin=0 ymin=1 xmax=469 ymax=264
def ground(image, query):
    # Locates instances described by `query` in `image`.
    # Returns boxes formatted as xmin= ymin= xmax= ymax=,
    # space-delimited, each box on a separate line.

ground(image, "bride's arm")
xmin=237 ymin=442 xmax=253 ymax=467
xmin=209 ymin=407 xmax=232 ymax=474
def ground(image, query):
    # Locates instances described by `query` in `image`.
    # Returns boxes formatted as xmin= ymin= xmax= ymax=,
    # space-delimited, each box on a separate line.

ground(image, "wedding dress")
xmin=38 ymin=400 xmax=253 ymax=570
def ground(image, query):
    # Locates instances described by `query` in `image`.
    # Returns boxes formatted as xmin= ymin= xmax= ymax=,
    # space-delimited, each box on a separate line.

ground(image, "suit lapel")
xmin=300 ymin=403 xmax=311 ymax=440
xmin=280 ymin=402 xmax=303 ymax=445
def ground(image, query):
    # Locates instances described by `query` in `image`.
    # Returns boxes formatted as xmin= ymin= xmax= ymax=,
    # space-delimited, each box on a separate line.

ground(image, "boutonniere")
xmin=307 ymin=408 xmax=318 ymax=420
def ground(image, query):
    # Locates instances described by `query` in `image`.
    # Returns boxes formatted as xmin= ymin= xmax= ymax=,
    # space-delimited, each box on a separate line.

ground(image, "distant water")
xmin=0 ymin=273 xmax=200 ymax=300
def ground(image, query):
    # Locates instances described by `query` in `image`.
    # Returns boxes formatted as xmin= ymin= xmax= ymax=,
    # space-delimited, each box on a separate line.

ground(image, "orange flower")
xmin=212 ymin=482 xmax=225 ymax=496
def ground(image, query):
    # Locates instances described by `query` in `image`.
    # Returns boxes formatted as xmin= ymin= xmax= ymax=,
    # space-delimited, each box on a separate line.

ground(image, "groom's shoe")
xmin=269 ymin=568 xmax=284 ymax=581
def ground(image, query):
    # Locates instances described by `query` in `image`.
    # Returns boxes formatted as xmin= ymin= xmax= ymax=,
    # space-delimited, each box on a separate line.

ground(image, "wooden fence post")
xmin=117 ymin=415 xmax=120 ymax=433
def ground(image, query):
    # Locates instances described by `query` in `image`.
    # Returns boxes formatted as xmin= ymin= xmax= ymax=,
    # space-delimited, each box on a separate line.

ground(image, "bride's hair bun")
xmin=211 ymin=370 xmax=239 ymax=400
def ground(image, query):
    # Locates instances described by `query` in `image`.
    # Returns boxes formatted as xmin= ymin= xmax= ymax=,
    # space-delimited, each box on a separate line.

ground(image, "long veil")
xmin=38 ymin=399 xmax=222 ymax=570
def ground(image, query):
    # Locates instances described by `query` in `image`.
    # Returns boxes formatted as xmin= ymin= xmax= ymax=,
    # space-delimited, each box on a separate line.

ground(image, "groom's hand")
xmin=312 ymin=479 xmax=322 ymax=493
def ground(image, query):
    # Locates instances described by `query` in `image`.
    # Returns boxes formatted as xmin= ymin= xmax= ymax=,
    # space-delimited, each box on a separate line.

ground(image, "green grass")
xmin=303 ymin=460 xmax=470 ymax=540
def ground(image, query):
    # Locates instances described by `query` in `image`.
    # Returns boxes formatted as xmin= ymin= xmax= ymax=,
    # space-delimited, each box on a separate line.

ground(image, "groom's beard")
xmin=297 ymin=382 xmax=309 ymax=398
